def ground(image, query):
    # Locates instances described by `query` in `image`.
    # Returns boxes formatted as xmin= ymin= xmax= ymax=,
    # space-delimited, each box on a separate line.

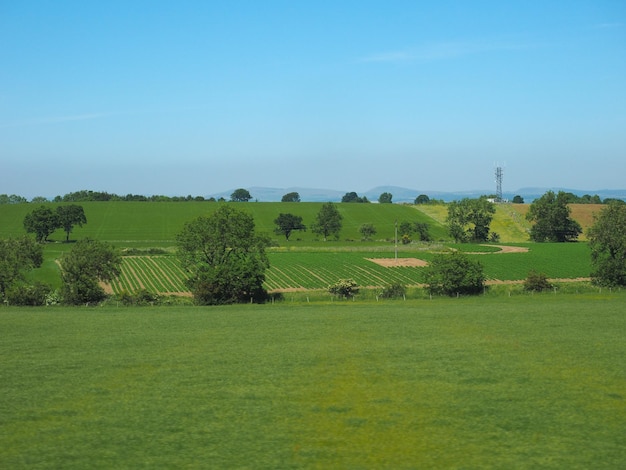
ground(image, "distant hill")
xmin=210 ymin=186 xmax=626 ymax=203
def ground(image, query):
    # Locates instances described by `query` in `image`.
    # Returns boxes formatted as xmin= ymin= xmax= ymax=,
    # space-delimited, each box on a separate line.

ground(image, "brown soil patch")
xmin=367 ymin=258 xmax=429 ymax=267
xmin=477 ymin=245 xmax=529 ymax=254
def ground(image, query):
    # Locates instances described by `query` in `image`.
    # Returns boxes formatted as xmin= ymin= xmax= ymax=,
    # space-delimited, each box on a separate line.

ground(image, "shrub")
xmin=380 ymin=282 xmax=406 ymax=299
xmin=328 ymin=279 xmax=359 ymax=299
xmin=523 ymin=270 xmax=553 ymax=292
xmin=425 ymin=252 xmax=486 ymax=297
xmin=6 ymin=281 xmax=52 ymax=306
xmin=116 ymin=289 xmax=160 ymax=306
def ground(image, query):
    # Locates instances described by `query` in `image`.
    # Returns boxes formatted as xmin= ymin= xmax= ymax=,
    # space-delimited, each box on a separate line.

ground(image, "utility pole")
xmin=395 ymin=219 xmax=398 ymax=263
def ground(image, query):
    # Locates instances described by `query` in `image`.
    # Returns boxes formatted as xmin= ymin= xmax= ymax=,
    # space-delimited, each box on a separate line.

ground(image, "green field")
xmin=104 ymin=243 xmax=593 ymax=296
xmin=2 ymin=295 xmax=625 ymax=468
xmin=2 ymin=201 xmax=595 ymax=295
xmin=0 ymin=201 xmax=448 ymax=247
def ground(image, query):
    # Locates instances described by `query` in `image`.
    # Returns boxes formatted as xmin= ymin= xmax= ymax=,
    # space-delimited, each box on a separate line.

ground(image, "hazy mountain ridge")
xmin=210 ymin=186 xmax=626 ymax=203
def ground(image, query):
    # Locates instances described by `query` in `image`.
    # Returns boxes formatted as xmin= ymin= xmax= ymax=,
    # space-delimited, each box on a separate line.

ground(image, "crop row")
xmin=110 ymin=256 xmax=189 ymax=295
xmin=265 ymin=252 xmax=427 ymax=290
xmin=106 ymin=244 xmax=592 ymax=295
xmin=108 ymin=253 xmax=430 ymax=295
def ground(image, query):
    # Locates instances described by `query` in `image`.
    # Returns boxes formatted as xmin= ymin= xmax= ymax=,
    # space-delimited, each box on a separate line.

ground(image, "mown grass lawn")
xmin=1 ymin=294 xmax=625 ymax=469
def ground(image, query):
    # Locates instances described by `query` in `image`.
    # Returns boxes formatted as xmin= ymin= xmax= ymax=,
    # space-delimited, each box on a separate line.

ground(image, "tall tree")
xmin=359 ymin=223 xmax=377 ymax=240
xmin=446 ymin=197 xmax=495 ymax=243
xmin=311 ymin=202 xmax=343 ymax=241
xmin=56 ymin=204 xmax=87 ymax=242
xmin=0 ymin=236 xmax=43 ymax=298
xmin=230 ymin=188 xmax=252 ymax=202
xmin=378 ymin=192 xmax=392 ymax=204
xmin=60 ymin=238 xmax=121 ymax=304
xmin=281 ymin=192 xmax=301 ymax=202
xmin=177 ymin=206 xmax=270 ymax=304
xmin=588 ymin=202 xmax=626 ymax=287
xmin=341 ymin=192 xmax=369 ymax=203
xmin=526 ymin=191 xmax=582 ymax=242
xmin=23 ymin=206 xmax=59 ymax=242
xmin=274 ymin=213 xmax=306 ymax=241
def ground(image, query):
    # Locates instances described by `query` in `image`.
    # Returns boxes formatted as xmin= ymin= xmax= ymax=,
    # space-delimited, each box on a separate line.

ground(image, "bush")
xmin=379 ymin=282 xmax=406 ymax=299
xmin=116 ymin=289 xmax=160 ymax=306
xmin=6 ymin=281 xmax=52 ymax=306
xmin=523 ymin=271 xmax=553 ymax=292
xmin=425 ymin=252 xmax=486 ymax=297
xmin=328 ymin=279 xmax=359 ymax=299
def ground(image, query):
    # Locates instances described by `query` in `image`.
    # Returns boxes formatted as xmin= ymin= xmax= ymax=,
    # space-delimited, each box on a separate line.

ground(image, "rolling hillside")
xmin=1 ymin=201 xmax=605 ymax=246
xmin=0 ymin=201 xmax=447 ymax=247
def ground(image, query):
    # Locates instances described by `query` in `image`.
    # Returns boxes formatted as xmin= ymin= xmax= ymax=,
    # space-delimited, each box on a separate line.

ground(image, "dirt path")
xmin=367 ymin=258 xmax=429 ymax=267
xmin=478 ymin=244 xmax=529 ymax=254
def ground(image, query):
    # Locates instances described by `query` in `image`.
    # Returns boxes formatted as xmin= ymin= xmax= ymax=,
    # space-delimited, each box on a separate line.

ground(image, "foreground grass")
xmin=1 ymin=294 xmax=625 ymax=468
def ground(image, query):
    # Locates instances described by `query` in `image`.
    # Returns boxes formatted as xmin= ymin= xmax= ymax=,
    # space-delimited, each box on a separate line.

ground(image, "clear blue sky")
xmin=2 ymin=1 xmax=625 ymax=198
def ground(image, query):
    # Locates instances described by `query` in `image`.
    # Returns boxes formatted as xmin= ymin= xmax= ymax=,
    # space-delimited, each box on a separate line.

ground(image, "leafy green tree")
xmin=526 ymin=191 xmax=582 ymax=242
xmin=603 ymin=198 xmax=625 ymax=205
xmin=523 ymin=270 xmax=553 ymax=292
xmin=6 ymin=281 xmax=52 ymax=306
xmin=359 ymin=223 xmax=377 ymax=240
xmin=230 ymin=188 xmax=252 ymax=202
xmin=399 ymin=221 xmax=413 ymax=237
xmin=56 ymin=204 xmax=87 ymax=242
xmin=23 ymin=205 xmax=59 ymax=242
xmin=512 ymin=195 xmax=524 ymax=204
xmin=0 ymin=194 xmax=27 ymax=204
xmin=446 ymin=197 xmax=495 ymax=242
xmin=425 ymin=251 xmax=485 ymax=296
xmin=414 ymin=222 xmax=431 ymax=242
xmin=176 ymin=205 xmax=270 ymax=304
xmin=398 ymin=220 xmax=430 ymax=241
xmin=341 ymin=192 xmax=369 ymax=203
xmin=379 ymin=282 xmax=406 ymax=299
xmin=311 ymin=202 xmax=343 ymax=241
xmin=281 ymin=192 xmax=301 ymax=202
xmin=588 ymin=202 xmax=626 ymax=287
xmin=415 ymin=194 xmax=430 ymax=204
xmin=274 ymin=213 xmax=306 ymax=241
xmin=328 ymin=279 xmax=359 ymax=299
xmin=60 ymin=238 xmax=121 ymax=305
xmin=378 ymin=192 xmax=392 ymax=204
xmin=0 ymin=236 xmax=44 ymax=299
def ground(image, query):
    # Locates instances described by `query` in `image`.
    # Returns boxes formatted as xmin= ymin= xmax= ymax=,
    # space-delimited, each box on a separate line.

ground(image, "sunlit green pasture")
xmin=1 ymin=294 xmax=625 ymax=469
xmin=0 ymin=201 xmax=446 ymax=247
xmin=3 ymin=201 xmax=595 ymax=294
xmin=104 ymin=243 xmax=592 ymax=295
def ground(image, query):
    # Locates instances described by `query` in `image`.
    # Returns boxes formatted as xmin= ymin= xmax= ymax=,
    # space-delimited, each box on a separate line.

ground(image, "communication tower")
xmin=495 ymin=166 xmax=503 ymax=202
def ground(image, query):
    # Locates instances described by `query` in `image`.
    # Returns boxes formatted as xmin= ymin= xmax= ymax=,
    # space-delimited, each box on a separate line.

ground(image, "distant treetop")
xmin=341 ymin=192 xmax=369 ymax=203
xmin=230 ymin=188 xmax=253 ymax=202
xmin=281 ymin=192 xmax=301 ymax=202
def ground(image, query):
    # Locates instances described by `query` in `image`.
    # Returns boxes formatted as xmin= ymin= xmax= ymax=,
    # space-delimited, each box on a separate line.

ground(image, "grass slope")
xmin=0 ymin=202 xmax=445 ymax=247
xmin=1 ymin=295 xmax=625 ymax=468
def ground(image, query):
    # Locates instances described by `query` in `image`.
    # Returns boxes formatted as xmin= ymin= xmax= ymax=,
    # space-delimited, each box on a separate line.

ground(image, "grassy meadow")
xmin=2 ymin=294 xmax=625 ymax=469
xmin=0 ymin=201 xmax=447 ymax=247
xmin=1 ymin=201 xmax=623 ymax=468
xmin=2 ymin=201 xmax=598 ymax=294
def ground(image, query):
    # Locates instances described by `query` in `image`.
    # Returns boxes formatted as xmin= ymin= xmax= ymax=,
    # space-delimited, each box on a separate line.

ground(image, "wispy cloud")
xmin=359 ymin=39 xmax=531 ymax=64
xmin=0 ymin=112 xmax=109 ymax=128
xmin=593 ymin=22 xmax=623 ymax=29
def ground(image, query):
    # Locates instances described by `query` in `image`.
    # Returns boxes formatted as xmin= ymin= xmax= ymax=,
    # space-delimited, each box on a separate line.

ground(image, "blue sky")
xmin=1 ymin=1 xmax=625 ymax=199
